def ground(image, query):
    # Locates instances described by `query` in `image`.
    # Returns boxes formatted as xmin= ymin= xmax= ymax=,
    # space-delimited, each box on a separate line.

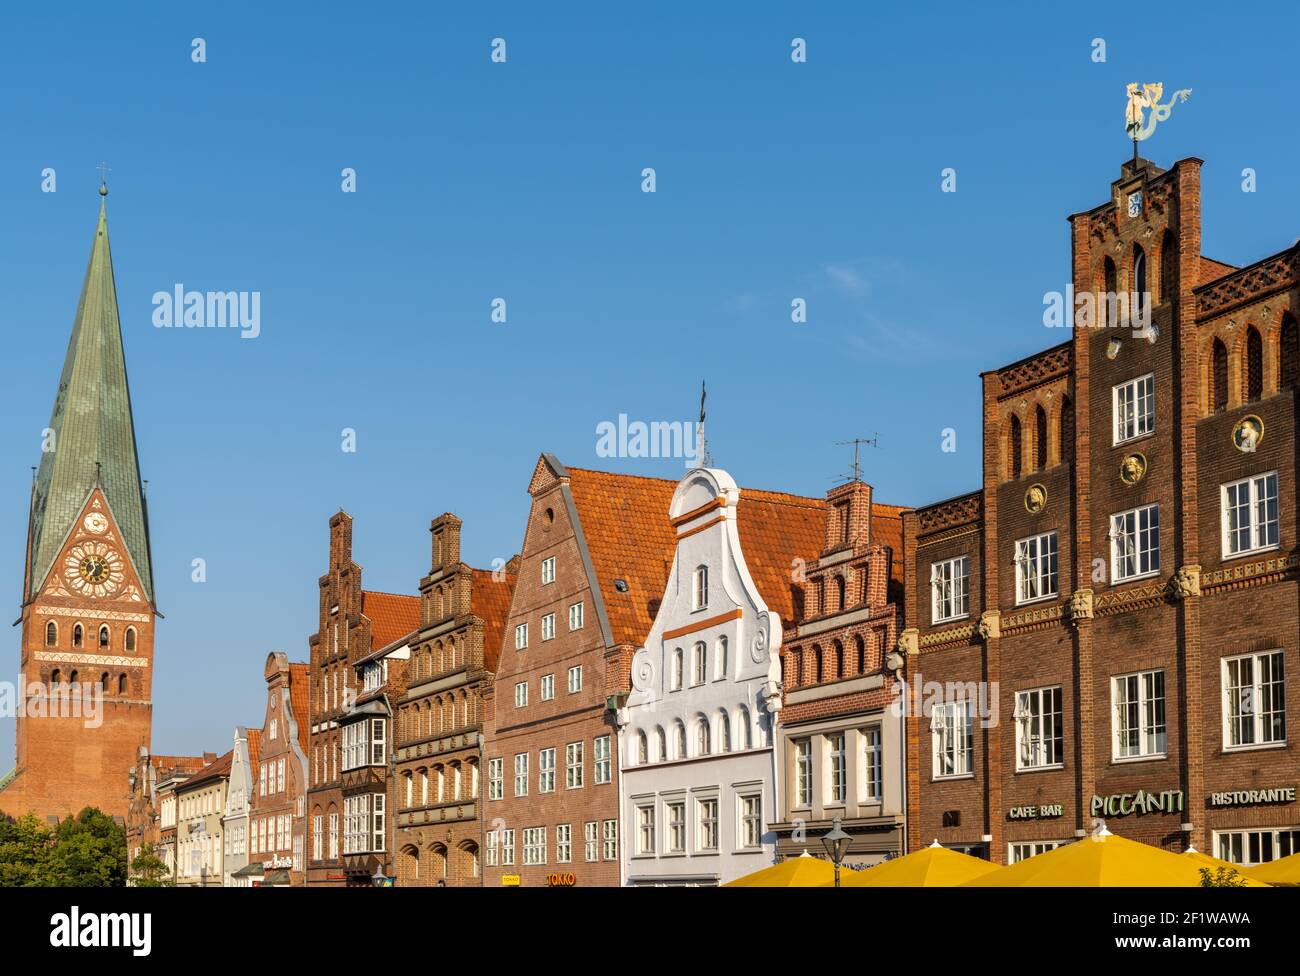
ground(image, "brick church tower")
xmin=0 ymin=187 xmax=156 ymax=824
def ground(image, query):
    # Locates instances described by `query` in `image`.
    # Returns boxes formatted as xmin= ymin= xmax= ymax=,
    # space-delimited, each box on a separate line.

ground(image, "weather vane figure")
xmin=1125 ymin=83 xmax=1192 ymax=163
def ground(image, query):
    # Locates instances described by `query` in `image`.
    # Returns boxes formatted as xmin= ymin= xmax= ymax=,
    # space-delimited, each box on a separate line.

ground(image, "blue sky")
xmin=1 ymin=1 xmax=1297 ymax=760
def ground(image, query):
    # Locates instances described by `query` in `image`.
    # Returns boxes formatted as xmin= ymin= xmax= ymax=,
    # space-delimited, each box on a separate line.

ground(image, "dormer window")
xmin=692 ymin=565 xmax=709 ymax=611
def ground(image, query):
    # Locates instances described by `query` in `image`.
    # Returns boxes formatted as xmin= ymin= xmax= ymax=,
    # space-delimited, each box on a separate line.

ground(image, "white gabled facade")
xmin=616 ymin=467 xmax=783 ymax=886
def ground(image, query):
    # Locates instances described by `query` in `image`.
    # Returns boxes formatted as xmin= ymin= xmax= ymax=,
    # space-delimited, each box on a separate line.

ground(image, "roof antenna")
xmin=833 ymin=435 xmax=878 ymax=486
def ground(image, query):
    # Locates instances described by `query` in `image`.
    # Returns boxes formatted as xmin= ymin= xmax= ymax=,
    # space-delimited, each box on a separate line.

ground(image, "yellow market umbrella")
xmin=962 ymin=826 xmax=1271 ymax=887
xmin=822 ymin=840 xmax=1001 ymax=887
xmin=725 ymin=851 xmax=848 ymax=887
xmin=1242 ymin=851 xmax=1300 ymax=886
xmin=1183 ymin=845 xmax=1262 ymax=883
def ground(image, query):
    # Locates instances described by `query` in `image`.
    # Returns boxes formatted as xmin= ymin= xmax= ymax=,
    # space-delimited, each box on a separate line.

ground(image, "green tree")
xmin=129 ymin=842 xmax=174 ymax=887
xmin=0 ymin=812 xmax=56 ymax=886
xmin=1199 ymin=866 xmax=1248 ymax=888
xmin=48 ymin=807 xmax=128 ymax=887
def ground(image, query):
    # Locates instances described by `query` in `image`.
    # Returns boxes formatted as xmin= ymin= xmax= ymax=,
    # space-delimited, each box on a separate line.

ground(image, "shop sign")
xmin=1008 ymin=803 xmax=1063 ymax=820
xmin=1090 ymin=789 xmax=1184 ymax=818
xmin=501 ymin=874 xmax=521 ymax=887
xmin=1208 ymin=786 xmax=1296 ymax=808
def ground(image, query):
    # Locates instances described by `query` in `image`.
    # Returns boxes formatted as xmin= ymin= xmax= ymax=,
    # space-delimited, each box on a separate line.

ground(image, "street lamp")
xmin=821 ymin=817 xmax=852 ymax=888
xmin=371 ymin=866 xmax=388 ymax=887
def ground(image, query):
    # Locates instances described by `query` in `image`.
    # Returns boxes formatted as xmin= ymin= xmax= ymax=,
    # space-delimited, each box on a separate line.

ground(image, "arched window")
xmin=855 ymin=635 xmax=866 ymax=675
xmin=69 ymin=670 xmax=79 ymax=685
xmin=1211 ymin=339 xmax=1229 ymax=413
xmin=696 ymin=715 xmax=710 ymax=756
xmin=637 ymin=730 xmax=648 ymax=765
xmin=1060 ymin=396 xmax=1075 ymax=463
xmin=737 ymin=706 xmax=753 ymax=750
xmin=1035 ymin=405 xmax=1048 ymax=470
xmin=1160 ymin=231 xmax=1176 ymax=304
xmin=656 ymin=726 xmax=667 ymax=763
xmin=692 ymin=565 xmax=709 ymax=610
xmin=1246 ymin=326 xmax=1263 ymax=402
xmin=671 ymin=647 xmax=684 ymax=691
xmin=692 ymin=641 xmax=706 ymax=685
xmin=73 ymin=624 xmax=83 ymax=648
xmin=98 ymin=625 xmax=110 ymax=649
xmin=1133 ymin=245 xmax=1149 ymax=325
xmin=1283 ymin=314 xmax=1300 ymax=391
xmin=718 ymin=711 xmax=731 ymax=753
xmin=674 ymin=720 xmax=687 ymax=759
xmin=833 ymin=640 xmax=844 ymax=680
xmin=792 ymin=648 xmax=803 ymax=687
xmin=98 ymin=672 xmax=109 ymax=692
xmin=813 ymin=646 xmax=824 ymax=683
xmin=125 ymin=627 xmax=136 ymax=652
xmin=51 ymin=668 xmax=61 ymax=685
xmin=1009 ymin=415 xmax=1023 ymax=479
xmin=835 ymin=575 xmax=846 ymax=611
xmin=714 ymin=636 xmax=728 ymax=681
xmin=45 ymin=621 xmax=56 ymax=647
xmin=1104 ymin=257 xmax=1118 ymax=327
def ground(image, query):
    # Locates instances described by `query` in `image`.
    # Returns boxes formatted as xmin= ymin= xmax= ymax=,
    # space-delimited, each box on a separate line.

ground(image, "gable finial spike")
xmin=696 ymin=379 xmax=714 ymax=468
xmin=97 ymin=161 xmax=110 ymax=196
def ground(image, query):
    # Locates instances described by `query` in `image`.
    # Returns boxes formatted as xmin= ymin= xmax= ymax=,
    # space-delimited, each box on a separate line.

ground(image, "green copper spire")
xmin=26 ymin=188 xmax=154 ymax=603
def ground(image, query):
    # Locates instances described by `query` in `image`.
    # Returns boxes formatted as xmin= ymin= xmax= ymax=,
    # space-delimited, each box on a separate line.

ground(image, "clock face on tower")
xmin=63 ymin=542 xmax=125 ymax=598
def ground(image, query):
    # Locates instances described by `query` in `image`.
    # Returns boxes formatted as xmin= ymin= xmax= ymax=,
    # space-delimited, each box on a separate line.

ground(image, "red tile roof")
xmin=150 ymin=754 xmax=207 ymax=776
xmin=1199 ymin=256 xmax=1237 ymax=286
xmin=471 ymin=568 xmax=517 ymax=673
xmin=870 ymin=502 xmax=908 ymax=587
xmin=177 ymin=749 xmax=233 ymax=791
xmin=564 ymin=467 xmax=898 ymax=646
xmin=288 ymin=664 xmax=311 ymax=752
xmin=362 ymin=590 xmax=421 ymax=650
xmin=245 ymin=729 xmax=263 ymax=770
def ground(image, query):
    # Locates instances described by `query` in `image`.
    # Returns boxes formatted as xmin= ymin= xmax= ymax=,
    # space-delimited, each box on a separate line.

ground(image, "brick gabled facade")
xmin=305 ymin=511 xmax=419 ymax=886
xmin=771 ymin=480 xmax=910 ymax=865
xmin=903 ymin=156 xmax=1300 ymax=867
xmin=126 ymin=750 xmax=205 ymax=878
xmin=392 ymin=513 xmax=518 ymax=886
xmin=249 ymin=654 xmax=310 ymax=886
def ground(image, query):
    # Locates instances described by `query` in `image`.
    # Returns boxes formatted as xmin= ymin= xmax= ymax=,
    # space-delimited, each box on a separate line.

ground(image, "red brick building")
xmin=2 ymin=190 xmax=159 ymax=824
xmin=393 ymin=512 xmax=517 ymax=886
xmin=771 ymin=480 xmax=909 ymax=865
xmin=249 ymin=653 xmax=310 ymax=886
xmin=305 ymin=512 xmax=419 ymax=886
xmin=126 ymin=750 xmax=205 ymax=876
xmin=903 ymin=155 xmax=1300 ymax=867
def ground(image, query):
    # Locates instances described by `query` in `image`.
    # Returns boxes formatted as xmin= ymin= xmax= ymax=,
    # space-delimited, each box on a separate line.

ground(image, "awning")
xmin=231 ymin=862 xmax=265 ymax=878
xmin=261 ymin=869 xmax=291 ymax=886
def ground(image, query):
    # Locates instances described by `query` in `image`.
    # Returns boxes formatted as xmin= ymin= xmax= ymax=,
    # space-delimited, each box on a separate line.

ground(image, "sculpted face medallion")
xmin=1120 ymin=452 xmax=1147 ymax=486
xmin=1024 ymin=484 xmax=1047 ymax=515
xmin=1233 ymin=415 xmax=1263 ymax=454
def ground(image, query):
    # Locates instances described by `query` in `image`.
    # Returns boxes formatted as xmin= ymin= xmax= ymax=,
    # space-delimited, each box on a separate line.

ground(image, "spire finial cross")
xmin=96 ymin=162 xmax=111 ymax=190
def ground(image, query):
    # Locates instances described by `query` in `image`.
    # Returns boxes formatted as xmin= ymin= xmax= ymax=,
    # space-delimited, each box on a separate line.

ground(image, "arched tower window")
xmin=125 ymin=627 xmax=136 ymax=652
xmin=835 ymin=576 xmax=846 ymax=611
xmin=1104 ymin=257 xmax=1118 ymax=327
xmin=833 ymin=640 xmax=845 ymax=680
xmin=98 ymin=625 xmax=110 ymax=649
xmin=118 ymin=673 xmax=127 ymax=695
xmin=45 ymin=621 xmax=57 ymax=647
xmin=1246 ymin=326 xmax=1263 ymax=402
xmin=1035 ymin=405 xmax=1048 ymax=470
xmin=1282 ymin=314 xmax=1300 ymax=390
xmin=1009 ymin=415 xmax=1023 ymax=479
xmin=73 ymin=624 xmax=83 ymax=648
xmin=1133 ymin=245 xmax=1149 ymax=325
xmin=1211 ymin=339 xmax=1229 ymax=413
xmin=98 ymin=672 xmax=108 ymax=692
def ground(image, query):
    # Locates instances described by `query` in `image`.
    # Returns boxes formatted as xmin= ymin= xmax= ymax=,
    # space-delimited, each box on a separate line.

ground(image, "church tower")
xmin=0 ymin=186 xmax=156 ymax=823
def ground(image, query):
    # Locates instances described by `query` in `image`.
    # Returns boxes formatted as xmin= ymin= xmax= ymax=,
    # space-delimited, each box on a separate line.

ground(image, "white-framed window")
xmin=556 ymin=823 xmax=572 ymax=863
xmin=565 ymin=741 xmax=584 ymax=789
xmin=696 ymin=796 xmax=719 ymax=852
xmin=277 ymin=756 xmax=286 ymax=792
xmin=485 ymin=829 xmax=498 ymax=867
xmin=540 ymin=673 xmax=555 ymax=701
xmin=1009 ymin=840 xmax=1066 ymax=864
xmin=567 ymin=665 xmax=582 ymax=694
xmin=584 ymin=821 xmax=599 ymax=862
xmin=514 ymin=681 xmax=527 ymax=708
xmin=636 ymin=804 xmax=656 ymax=855
xmin=665 ymin=801 xmax=686 ymax=854
xmin=794 ymin=738 xmax=812 ymax=807
xmin=269 ymin=718 xmax=278 ymax=741
xmin=312 ymin=814 xmax=322 ymax=860
xmin=1215 ymin=827 xmax=1300 ymax=867
xmin=342 ymin=793 xmax=385 ymax=855
xmin=259 ymin=764 xmax=267 ymax=796
xmin=696 ymin=717 xmax=711 ymax=756
xmin=328 ymin=812 xmax=338 ymax=859
xmin=1113 ymin=373 xmax=1155 ymax=444
xmin=738 ymin=794 xmax=762 ymax=849
xmin=636 ymin=730 xmax=649 ymax=765
xmin=674 ymin=720 xmax=687 ymax=759
xmin=523 ymin=827 xmax=547 ymax=866
xmin=539 ymin=748 xmax=556 ymax=793
xmin=594 ymin=735 xmax=611 ymax=784
xmin=931 ymin=556 xmax=970 ymax=623
xmin=1112 ymin=669 xmax=1166 ymax=760
xmin=692 ymin=641 xmax=707 ymax=686
xmin=862 ymin=725 xmax=883 ymax=802
xmin=932 ymin=700 xmax=974 ymax=778
xmin=603 ymin=820 xmax=617 ymax=860
xmin=1222 ymin=651 xmax=1286 ymax=749
xmin=1222 ymin=472 xmax=1279 ymax=557
xmin=342 ymin=718 xmax=386 ymax=771
xmin=513 ymin=753 xmax=529 ymax=797
xmin=500 ymin=828 xmax=515 ymax=865
xmin=670 ymin=648 xmax=683 ymax=691
xmin=1015 ymin=685 xmax=1064 ymax=770
xmin=828 ymin=733 xmax=846 ymax=803
xmin=541 ymin=613 xmax=555 ymax=641
xmin=515 ymin=622 xmax=528 ymax=650
xmin=1015 ymin=532 xmax=1058 ymax=604
xmin=714 ymin=636 xmax=728 ymax=680
xmin=692 ymin=565 xmax=709 ymax=611
xmin=1111 ymin=504 xmax=1160 ymax=582
xmin=569 ymin=601 xmax=584 ymax=631
xmin=541 ymin=556 xmax=556 ymax=585
xmin=487 ymin=757 xmax=503 ymax=801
